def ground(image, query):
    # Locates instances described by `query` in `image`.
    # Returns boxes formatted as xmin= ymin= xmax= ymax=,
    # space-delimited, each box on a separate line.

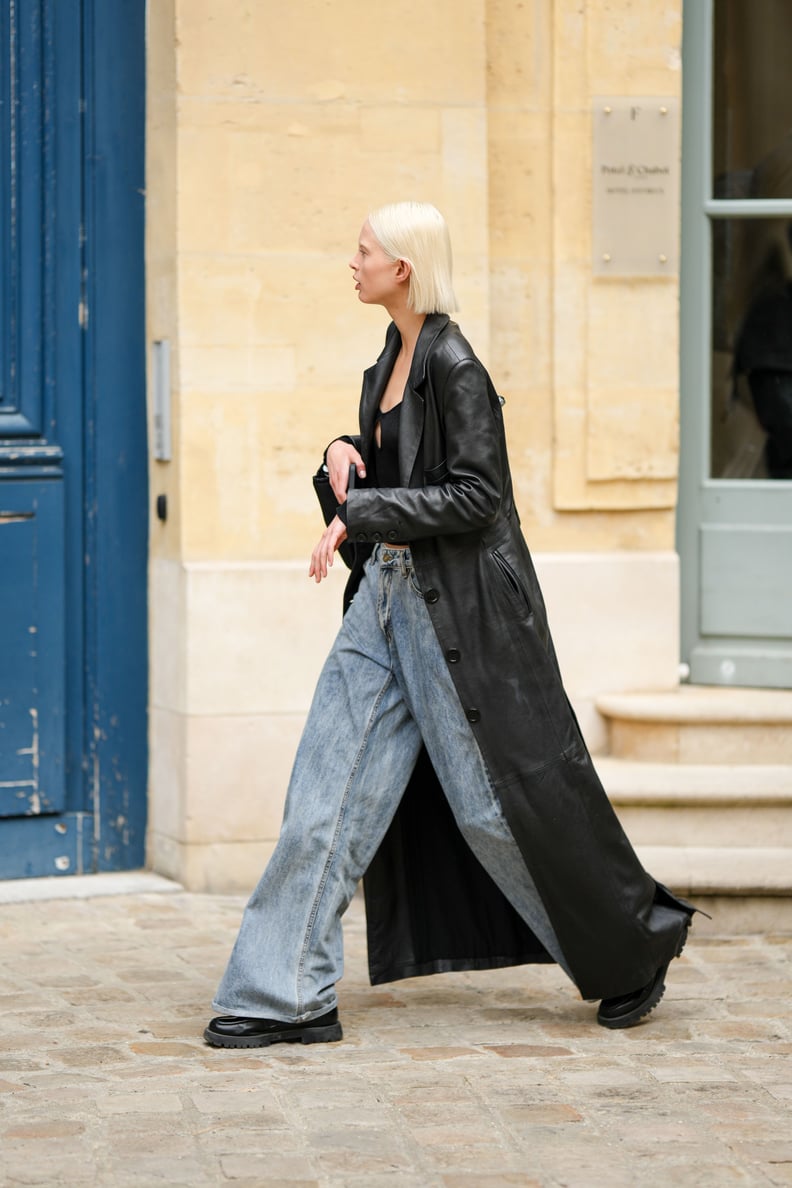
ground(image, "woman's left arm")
xmin=344 ymin=358 xmax=504 ymax=543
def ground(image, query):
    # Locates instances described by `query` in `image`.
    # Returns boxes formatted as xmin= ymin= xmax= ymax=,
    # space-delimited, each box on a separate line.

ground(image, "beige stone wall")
xmin=146 ymin=0 xmax=683 ymax=891
xmin=487 ymin=0 xmax=682 ymax=551
xmin=163 ymin=0 xmax=491 ymax=564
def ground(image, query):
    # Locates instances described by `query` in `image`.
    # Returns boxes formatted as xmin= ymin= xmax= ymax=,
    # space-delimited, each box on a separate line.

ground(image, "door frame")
xmin=80 ymin=0 xmax=148 ymax=873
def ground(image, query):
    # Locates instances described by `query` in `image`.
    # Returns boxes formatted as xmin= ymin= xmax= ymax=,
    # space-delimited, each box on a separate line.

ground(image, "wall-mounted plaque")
xmin=592 ymin=97 xmax=680 ymax=277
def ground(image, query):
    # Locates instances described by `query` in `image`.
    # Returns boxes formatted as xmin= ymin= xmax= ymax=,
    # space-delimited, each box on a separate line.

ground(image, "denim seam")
xmin=294 ymin=669 xmax=395 ymax=1017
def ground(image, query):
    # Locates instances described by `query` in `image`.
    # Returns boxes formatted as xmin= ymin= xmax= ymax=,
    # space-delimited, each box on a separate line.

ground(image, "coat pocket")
xmin=425 ymin=458 xmax=450 ymax=485
xmin=491 ymin=548 xmax=533 ymax=618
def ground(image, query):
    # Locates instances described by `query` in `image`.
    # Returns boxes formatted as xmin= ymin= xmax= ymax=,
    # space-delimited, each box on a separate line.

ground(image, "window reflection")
xmin=713 ymin=0 xmax=792 ymax=198
xmin=712 ymin=217 xmax=792 ymax=478
xmin=711 ymin=0 xmax=792 ymax=479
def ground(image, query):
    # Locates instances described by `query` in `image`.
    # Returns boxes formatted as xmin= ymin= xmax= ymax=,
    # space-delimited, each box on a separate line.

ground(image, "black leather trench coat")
xmin=332 ymin=313 xmax=692 ymax=1002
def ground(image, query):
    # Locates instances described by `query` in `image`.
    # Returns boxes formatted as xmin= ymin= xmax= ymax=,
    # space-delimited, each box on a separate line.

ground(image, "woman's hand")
xmin=326 ymin=439 xmax=366 ymax=503
xmin=309 ymin=516 xmax=348 ymax=584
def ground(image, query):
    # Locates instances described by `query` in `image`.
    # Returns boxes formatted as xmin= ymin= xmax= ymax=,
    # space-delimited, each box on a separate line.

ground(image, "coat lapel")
xmin=399 ymin=314 xmax=449 ymax=485
xmin=360 ymin=314 xmax=450 ymax=482
xmin=359 ymin=325 xmax=400 ymax=468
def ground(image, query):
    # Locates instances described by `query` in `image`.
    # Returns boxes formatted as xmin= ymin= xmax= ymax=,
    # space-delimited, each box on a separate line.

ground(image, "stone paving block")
xmin=422 ymin=1146 xmax=529 ymax=1173
xmin=103 ymin=1155 xmax=219 ymax=1185
xmin=482 ymin=1043 xmax=573 ymax=1058
xmin=109 ymin=1133 xmax=197 ymax=1159
xmin=294 ymin=1104 xmax=397 ymax=1130
xmin=398 ymin=1046 xmax=485 ymax=1062
xmin=648 ymin=1060 xmax=740 ymax=1082
xmin=190 ymin=1089 xmax=286 ymax=1119
xmin=557 ymin=1066 xmax=650 ymax=1087
xmin=96 ymin=1090 xmax=184 ymax=1114
xmin=410 ymin=1123 xmax=509 ymax=1150
xmin=395 ymin=1103 xmax=487 ymax=1127
xmin=442 ymin=1177 xmax=541 ymax=1188
xmin=342 ymin=1178 xmax=438 ymax=1188
xmin=389 ymin=1083 xmax=480 ymax=1104
xmin=5 ymin=1119 xmax=87 ymax=1139
xmin=501 ymin=1103 xmax=583 ymax=1125
xmin=633 ymin=1160 xmax=759 ymax=1186
xmin=195 ymin=1126 xmax=306 ymax=1154
xmin=0 ymin=1154 xmax=102 ymax=1185
xmin=218 ymin=1153 xmax=319 ymax=1180
xmin=313 ymin=1148 xmax=416 ymax=1176
xmin=221 ymin=1178 xmax=320 ymax=1188
xmin=463 ymin=1066 xmax=551 ymax=1090
xmin=54 ymin=1043 xmax=133 ymax=1067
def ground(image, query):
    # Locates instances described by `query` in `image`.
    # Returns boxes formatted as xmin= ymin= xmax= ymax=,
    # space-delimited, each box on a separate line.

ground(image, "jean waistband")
xmin=373 ymin=543 xmax=412 ymax=566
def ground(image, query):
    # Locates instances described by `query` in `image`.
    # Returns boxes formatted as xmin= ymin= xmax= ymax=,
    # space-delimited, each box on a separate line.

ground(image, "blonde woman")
xmin=205 ymin=202 xmax=694 ymax=1048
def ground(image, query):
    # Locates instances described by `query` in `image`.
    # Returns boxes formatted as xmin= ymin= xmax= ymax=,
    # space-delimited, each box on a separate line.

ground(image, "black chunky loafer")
xmin=597 ymin=916 xmax=691 ymax=1030
xmin=204 ymin=1006 xmax=343 ymax=1048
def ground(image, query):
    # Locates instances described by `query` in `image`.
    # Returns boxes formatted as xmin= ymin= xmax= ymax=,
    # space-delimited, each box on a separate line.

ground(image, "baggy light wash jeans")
xmin=212 ymin=545 xmax=571 ymax=1022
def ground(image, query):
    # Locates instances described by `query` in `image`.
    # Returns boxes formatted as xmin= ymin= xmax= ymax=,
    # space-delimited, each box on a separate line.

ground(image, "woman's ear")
xmin=394 ymin=258 xmax=412 ymax=284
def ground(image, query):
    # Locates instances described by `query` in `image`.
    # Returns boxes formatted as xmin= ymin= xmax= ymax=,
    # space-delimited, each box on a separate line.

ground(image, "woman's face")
xmin=349 ymin=222 xmax=402 ymax=307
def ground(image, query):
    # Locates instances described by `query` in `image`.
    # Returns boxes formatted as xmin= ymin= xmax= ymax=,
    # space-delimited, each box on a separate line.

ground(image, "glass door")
xmin=679 ymin=0 xmax=792 ymax=687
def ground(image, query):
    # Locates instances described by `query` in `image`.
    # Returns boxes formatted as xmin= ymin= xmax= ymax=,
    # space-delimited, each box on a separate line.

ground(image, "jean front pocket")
xmin=407 ymin=566 xmax=424 ymax=599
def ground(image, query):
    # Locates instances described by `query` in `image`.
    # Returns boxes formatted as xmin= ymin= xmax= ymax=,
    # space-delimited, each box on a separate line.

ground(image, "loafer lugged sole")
xmin=597 ymin=962 xmax=669 ymax=1029
xmin=597 ymin=915 xmax=691 ymax=1030
xmin=204 ymin=1008 xmax=343 ymax=1049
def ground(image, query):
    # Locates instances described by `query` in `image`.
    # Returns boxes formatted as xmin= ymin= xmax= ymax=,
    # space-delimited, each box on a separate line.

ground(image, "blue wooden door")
xmin=0 ymin=0 xmax=147 ymax=878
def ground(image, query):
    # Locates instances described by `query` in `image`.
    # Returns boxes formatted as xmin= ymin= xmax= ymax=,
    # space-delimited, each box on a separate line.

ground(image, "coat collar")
xmin=360 ymin=314 xmax=450 ymax=483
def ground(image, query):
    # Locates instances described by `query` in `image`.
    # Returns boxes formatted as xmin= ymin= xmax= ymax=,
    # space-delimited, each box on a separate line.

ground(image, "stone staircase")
xmin=594 ymin=687 xmax=792 ymax=932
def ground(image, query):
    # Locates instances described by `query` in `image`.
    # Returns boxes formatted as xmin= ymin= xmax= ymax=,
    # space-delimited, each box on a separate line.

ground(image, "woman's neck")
xmin=389 ymin=308 xmax=427 ymax=359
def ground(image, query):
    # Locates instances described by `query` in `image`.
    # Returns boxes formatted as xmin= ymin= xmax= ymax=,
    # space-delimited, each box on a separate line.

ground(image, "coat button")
xmin=425 ymin=588 xmax=439 ymax=603
xmin=372 ymin=531 xmax=382 ymax=541
xmin=386 ymin=529 xmax=399 ymax=542
xmin=446 ymin=648 xmax=460 ymax=663
xmin=466 ymin=708 xmax=481 ymax=724
xmin=356 ymin=532 xmax=367 ymax=542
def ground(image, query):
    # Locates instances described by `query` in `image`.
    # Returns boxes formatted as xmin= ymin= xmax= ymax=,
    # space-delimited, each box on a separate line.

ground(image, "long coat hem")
xmin=368 ymin=951 xmax=555 ymax=987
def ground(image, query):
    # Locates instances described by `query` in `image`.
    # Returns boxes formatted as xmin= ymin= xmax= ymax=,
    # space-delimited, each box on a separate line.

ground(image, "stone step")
xmin=598 ymin=758 xmax=792 ymax=847
xmin=634 ymin=844 xmax=792 ymax=933
xmin=596 ymin=687 xmax=792 ymax=763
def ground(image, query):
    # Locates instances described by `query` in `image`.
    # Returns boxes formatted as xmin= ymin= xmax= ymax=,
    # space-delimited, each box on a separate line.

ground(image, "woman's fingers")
xmin=308 ymin=517 xmax=348 ymax=583
xmin=326 ymin=441 xmax=366 ymax=503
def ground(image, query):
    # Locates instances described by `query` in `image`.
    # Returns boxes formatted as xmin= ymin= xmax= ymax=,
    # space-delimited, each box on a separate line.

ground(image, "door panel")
xmin=700 ymin=525 xmax=792 ymax=637
xmin=0 ymin=480 xmax=65 ymax=818
xmin=0 ymin=0 xmax=45 ymax=438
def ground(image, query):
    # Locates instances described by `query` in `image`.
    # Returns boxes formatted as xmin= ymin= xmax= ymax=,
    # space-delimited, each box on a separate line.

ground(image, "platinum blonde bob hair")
xmin=367 ymin=201 xmax=458 ymax=314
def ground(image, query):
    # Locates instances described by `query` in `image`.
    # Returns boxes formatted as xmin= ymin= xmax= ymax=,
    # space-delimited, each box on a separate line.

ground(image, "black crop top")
xmin=335 ymin=402 xmax=403 ymax=527
xmin=370 ymin=403 xmax=402 ymax=488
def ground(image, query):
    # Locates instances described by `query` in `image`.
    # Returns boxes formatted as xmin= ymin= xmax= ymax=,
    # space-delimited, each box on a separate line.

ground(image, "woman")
xmin=205 ymin=202 xmax=694 ymax=1048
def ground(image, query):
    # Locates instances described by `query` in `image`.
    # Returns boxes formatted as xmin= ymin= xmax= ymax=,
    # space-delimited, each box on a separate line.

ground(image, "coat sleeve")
xmin=323 ymin=433 xmax=363 ymax=463
xmin=343 ymin=357 xmax=504 ymax=542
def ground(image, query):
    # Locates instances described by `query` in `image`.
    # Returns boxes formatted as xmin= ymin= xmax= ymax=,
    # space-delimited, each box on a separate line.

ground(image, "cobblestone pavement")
xmin=1 ymin=887 xmax=791 ymax=1187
